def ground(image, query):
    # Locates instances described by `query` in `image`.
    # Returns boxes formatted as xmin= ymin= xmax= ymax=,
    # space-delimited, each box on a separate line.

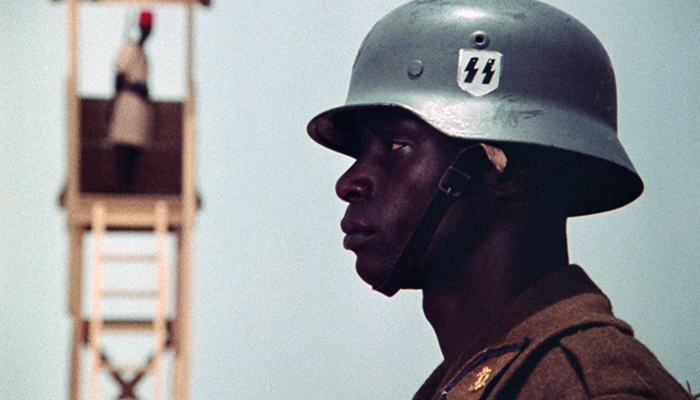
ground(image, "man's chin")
xmin=355 ymin=259 xmax=395 ymax=290
xmin=355 ymin=258 xmax=433 ymax=293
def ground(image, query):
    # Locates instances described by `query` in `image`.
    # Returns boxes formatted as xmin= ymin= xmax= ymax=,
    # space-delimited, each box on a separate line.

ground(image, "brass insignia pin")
xmin=468 ymin=366 xmax=492 ymax=392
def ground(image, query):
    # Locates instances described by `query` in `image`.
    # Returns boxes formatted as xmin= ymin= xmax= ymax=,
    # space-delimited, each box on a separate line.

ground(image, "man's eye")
xmin=391 ymin=142 xmax=408 ymax=151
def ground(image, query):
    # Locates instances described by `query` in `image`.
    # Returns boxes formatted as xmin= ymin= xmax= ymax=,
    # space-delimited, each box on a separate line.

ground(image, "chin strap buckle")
xmin=438 ymin=166 xmax=473 ymax=198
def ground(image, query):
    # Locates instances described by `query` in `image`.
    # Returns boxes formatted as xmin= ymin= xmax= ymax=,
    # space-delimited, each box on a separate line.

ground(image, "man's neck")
xmin=421 ymin=220 xmax=569 ymax=364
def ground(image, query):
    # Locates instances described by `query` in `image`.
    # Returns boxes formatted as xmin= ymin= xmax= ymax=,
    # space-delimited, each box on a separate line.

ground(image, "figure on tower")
xmin=107 ymin=9 xmax=155 ymax=192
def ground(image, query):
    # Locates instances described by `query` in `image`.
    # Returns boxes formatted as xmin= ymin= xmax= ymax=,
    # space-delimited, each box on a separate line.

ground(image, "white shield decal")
xmin=457 ymin=50 xmax=503 ymax=97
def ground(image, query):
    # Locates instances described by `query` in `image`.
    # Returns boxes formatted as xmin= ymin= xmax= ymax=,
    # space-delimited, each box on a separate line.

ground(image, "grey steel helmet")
xmin=308 ymin=0 xmax=643 ymax=216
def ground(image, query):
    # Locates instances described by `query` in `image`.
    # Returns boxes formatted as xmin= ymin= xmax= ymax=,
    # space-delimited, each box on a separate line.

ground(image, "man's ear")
xmin=478 ymin=143 xmax=507 ymax=173
xmin=480 ymin=143 xmax=537 ymax=197
xmin=453 ymin=143 xmax=535 ymax=198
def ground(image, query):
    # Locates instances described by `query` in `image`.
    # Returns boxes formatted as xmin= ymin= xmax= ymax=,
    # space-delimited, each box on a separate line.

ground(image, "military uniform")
xmin=413 ymin=265 xmax=691 ymax=400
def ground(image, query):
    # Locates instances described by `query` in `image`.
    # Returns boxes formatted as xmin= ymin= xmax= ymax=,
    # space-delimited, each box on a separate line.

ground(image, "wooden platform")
xmin=66 ymin=194 xmax=184 ymax=230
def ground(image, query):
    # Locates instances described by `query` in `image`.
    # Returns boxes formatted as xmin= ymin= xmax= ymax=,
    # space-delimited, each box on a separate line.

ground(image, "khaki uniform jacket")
xmin=413 ymin=265 xmax=691 ymax=400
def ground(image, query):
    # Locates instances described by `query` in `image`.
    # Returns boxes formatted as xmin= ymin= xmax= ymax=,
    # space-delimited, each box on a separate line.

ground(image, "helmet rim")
xmin=308 ymin=101 xmax=643 ymax=216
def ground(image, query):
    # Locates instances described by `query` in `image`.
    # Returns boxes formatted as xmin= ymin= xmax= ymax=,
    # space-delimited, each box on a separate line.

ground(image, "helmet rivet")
xmin=408 ymin=60 xmax=424 ymax=79
xmin=471 ymin=31 xmax=490 ymax=49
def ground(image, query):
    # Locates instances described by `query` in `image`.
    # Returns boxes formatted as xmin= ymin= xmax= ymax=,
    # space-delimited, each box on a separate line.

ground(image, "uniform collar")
xmin=415 ymin=265 xmax=633 ymax=400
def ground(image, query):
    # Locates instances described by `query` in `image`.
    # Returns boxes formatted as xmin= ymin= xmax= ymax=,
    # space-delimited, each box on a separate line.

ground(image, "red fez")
xmin=139 ymin=10 xmax=153 ymax=28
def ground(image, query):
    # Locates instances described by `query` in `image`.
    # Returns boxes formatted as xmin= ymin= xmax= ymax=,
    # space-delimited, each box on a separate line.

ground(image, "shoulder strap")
xmin=487 ymin=322 xmax=623 ymax=399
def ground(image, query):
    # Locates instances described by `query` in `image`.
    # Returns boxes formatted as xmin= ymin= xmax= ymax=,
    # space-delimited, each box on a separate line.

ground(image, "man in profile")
xmin=307 ymin=1 xmax=690 ymax=398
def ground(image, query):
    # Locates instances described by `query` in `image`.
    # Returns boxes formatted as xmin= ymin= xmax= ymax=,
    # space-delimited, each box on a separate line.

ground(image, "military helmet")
xmin=308 ymin=0 xmax=643 ymax=216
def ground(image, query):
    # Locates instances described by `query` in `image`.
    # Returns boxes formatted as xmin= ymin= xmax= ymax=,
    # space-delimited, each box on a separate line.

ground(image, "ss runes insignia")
xmin=457 ymin=50 xmax=502 ymax=97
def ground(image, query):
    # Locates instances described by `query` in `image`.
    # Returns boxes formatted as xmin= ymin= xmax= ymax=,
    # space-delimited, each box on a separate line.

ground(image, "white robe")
xmin=107 ymin=42 xmax=154 ymax=147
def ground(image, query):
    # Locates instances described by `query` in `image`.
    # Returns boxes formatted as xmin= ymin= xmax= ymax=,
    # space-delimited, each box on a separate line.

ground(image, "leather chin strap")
xmin=373 ymin=144 xmax=494 ymax=297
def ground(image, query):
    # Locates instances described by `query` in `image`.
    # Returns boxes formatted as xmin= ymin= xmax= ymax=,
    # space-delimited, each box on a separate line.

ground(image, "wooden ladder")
xmin=87 ymin=200 xmax=170 ymax=400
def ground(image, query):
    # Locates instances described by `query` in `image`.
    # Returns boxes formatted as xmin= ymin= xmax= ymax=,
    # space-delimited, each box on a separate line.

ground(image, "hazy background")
xmin=1 ymin=0 xmax=698 ymax=398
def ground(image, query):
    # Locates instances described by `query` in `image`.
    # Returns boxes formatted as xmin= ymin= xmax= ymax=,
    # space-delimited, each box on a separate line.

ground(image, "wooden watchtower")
xmin=56 ymin=1 xmax=210 ymax=399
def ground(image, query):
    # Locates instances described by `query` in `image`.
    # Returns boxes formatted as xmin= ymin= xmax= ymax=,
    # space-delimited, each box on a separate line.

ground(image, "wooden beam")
xmin=81 ymin=319 xmax=175 ymax=346
xmin=52 ymin=0 xmax=211 ymax=6
xmin=174 ymin=3 xmax=196 ymax=398
xmin=66 ymin=2 xmax=82 ymax=398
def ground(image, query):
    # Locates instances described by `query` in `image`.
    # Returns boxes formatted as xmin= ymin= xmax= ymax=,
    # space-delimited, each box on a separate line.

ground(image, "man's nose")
xmin=335 ymin=160 xmax=374 ymax=203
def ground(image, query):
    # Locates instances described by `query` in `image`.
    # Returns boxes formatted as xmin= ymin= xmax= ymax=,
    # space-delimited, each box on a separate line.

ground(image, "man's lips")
xmin=340 ymin=219 xmax=375 ymax=250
